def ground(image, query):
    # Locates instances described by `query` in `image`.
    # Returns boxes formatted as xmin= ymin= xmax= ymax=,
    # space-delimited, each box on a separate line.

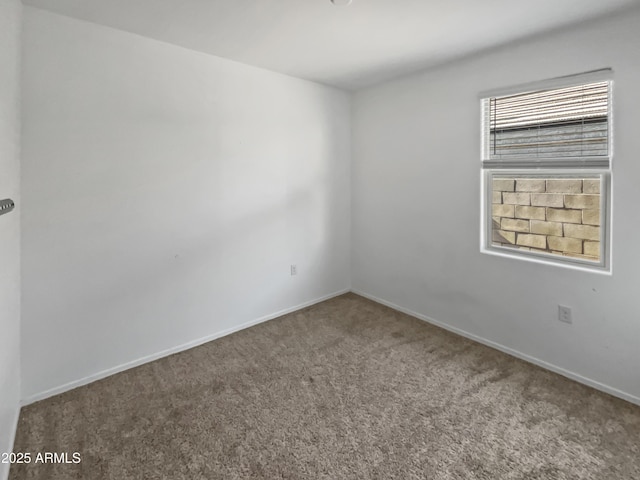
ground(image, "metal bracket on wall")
xmin=0 ymin=198 xmax=15 ymax=217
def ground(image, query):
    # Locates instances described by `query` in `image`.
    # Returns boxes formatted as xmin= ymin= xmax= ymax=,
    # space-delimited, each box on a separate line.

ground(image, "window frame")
xmin=479 ymin=70 xmax=613 ymax=274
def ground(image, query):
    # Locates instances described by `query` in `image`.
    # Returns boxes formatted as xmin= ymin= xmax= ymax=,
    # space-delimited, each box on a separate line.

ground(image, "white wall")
xmin=21 ymin=8 xmax=351 ymax=402
xmin=0 ymin=0 xmax=21 ymax=477
xmin=352 ymin=8 xmax=640 ymax=403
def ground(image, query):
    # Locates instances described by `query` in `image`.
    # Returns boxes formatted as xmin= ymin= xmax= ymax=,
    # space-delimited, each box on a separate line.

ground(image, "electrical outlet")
xmin=290 ymin=265 xmax=297 ymax=276
xmin=558 ymin=305 xmax=572 ymax=324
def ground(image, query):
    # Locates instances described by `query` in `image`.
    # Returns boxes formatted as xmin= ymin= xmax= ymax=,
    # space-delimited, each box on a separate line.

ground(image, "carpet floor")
xmin=10 ymin=293 xmax=640 ymax=479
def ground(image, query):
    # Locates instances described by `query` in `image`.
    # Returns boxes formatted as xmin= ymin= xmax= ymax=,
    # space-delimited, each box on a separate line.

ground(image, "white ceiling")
xmin=23 ymin=0 xmax=639 ymax=90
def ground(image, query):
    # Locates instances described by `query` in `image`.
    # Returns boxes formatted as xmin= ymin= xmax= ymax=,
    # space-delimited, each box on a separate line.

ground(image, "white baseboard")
xmin=23 ymin=287 xmax=639 ymax=408
xmin=0 ymin=406 xmax=21 ymax=480
xmin=21 ymin=289 xmax=350 ymax=406
xmin=352 ymin=289 xmax=640 ymax=407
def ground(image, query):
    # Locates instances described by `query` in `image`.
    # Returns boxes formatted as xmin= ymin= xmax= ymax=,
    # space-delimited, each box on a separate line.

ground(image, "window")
xmin=480 ymin=71 xmax=612 ymax=272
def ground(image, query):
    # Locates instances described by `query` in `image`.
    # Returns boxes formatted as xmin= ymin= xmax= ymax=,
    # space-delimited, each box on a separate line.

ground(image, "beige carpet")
xmin=10 ymin=293 xmax=640 ymax=479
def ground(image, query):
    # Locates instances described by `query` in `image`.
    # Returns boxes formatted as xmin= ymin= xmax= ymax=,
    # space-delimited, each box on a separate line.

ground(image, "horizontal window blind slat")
xmin=494 ymin=83 xmax=608 ymax=105
xmin=492 ymin=114 xmax=606 ymax=129
xmin=494 ymin=93 xmax=608 ymax=112
xmin=492 ymin=129 xmax=607 ymax=143
xmin=486 ymin=80 xmax=610 ymax=160
xmin=492 ymin=150 xmax=607 ymax=157
xmin=493 ymin=144 xmax=607 ymax=151
xmin=492 ymin=102 xmax=607 ymax=119
xmin=492 ymin=104 xmax=607 ymax=125
xmin=493 ymin=118 xmax=606 ymax=132
xmin=482 ymin=158 xmax=610 ymax=169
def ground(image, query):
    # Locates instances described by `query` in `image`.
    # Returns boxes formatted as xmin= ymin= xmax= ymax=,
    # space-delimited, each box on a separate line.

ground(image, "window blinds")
xmin=486 ymin=81 xmax=609 ymax=160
